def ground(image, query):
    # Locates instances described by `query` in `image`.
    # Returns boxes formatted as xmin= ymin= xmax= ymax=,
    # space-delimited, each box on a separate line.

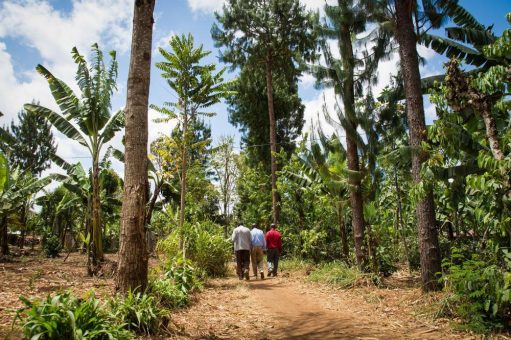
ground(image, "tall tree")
xmin=8 ymin=107 xmax=57 ymax=176
xmin=151 ymin=33 xmax=232 ymax=232
xmin=25 ymin=44 xmax=123 ymax=267
xmin=211 ymin=136 xmax=239 ymax=236
xmin=212 ymin=0 xmax=318 ymax=223
xmin=116 ymin=0 xmax=155 ymax=293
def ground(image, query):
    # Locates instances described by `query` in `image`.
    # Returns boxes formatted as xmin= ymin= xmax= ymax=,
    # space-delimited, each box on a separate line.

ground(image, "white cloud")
xmin=187 ymin=0 xmax=224 ymax=14
xmin=0 ymin=0 xmax=133 ymax=123
xmin=186 ymin=0 xmax=336 ymax=14
xmin=154 ymin=30 xmax=177 ymax=54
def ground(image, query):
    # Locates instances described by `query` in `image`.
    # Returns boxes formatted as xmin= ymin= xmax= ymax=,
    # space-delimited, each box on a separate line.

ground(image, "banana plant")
xmin=24 ymin=43 xmax=123 ymax=261
xmin=0 ymin=167 xmax=51 ymax=255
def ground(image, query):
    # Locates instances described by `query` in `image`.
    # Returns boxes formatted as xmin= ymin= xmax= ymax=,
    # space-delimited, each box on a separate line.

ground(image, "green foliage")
xmin=165 ymin=257 xmax=203 ymax=295
xmin=441 ymin=248 xmax=511 ymax=331
xmin=149 ymin=277 xmax=189 ymax=309
xmin=308 ymin=261 xmax=369 ymax=289
xmin=43 ymin=234 xmax=62 ymax=258
xmin=6 ymin=107 xmax=57 ymax=176
xmin=109 ymin=290 xmax=167 ymax=335
xmin=157 ymin=221 xmax=230 ymax=278
xmin=16 ymin=291 xmax=131 ymax=340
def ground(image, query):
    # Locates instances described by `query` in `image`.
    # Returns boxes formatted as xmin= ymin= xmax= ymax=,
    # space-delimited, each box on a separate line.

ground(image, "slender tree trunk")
xmin=179 ymin=111 xmax=188 ymax=231
xmin=91 ymin=158 xmax=103 ymax=260
xmin=1 ymin=217 xmax=8 ymax=256
xmin=116 ymin=0 xmax=154 ymax=293
xmin=338 ymin=19 xmax=367 ymax=270
xmin=395 ymin=0 xmax=441 ymax=291
xmin=337 ymin=201 xmax=350 ymax=261
xmin=145 ymin=182 xmax=162 ymax=226
xmin=20 ymin=204 xmax=27 ymax=249
xmin=394 ymin=165 xmax=411 ymax=272
xmin=481 ymin=108 xmax=505 ymax=160
xmin=265 ymin=56 xmax=279 ymax=224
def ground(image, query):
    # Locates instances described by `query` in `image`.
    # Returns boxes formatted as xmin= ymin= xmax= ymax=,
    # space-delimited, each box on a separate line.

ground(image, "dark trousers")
xmin=267 ymin=248 xmax=280 ymax=275
xmin=235 ymin=250 xmax=250 ymax=278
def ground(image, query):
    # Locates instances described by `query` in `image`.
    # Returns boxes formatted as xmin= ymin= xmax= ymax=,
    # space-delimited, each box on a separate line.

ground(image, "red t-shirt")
xmin=265 ymin=229 xmax=282 ymax=253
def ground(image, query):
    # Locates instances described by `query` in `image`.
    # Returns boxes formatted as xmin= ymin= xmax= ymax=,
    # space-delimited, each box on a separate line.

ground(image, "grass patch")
xmin=279 ymin=258 xmax=313 ymax=273
xmin=307 ymin=261 xmax=369 ymax=289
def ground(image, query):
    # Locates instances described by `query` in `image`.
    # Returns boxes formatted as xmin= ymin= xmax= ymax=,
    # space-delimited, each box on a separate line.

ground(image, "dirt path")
xmin=170 ymin=273 xmax=471 ymax=339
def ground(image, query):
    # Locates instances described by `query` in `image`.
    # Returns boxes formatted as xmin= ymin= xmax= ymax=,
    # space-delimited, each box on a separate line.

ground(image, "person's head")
xmin=270 ymin=223 xmax=276 ymax=230
xmin=252 ymin=223 xmax=258 ymax=230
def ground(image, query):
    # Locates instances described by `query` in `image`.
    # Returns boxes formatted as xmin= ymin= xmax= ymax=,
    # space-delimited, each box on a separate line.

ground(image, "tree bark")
xmin=265 ymin=57 xmax=279 ymax=224
xmin=395 ymin=0 xmax=442 ymax=291
xmin=116 ymin=0 xmax=154 ymax=294
xmin=481 ymin=107 xmax=505 ymax=160
xmin=338 ymin=18 xmax=367 ymax=270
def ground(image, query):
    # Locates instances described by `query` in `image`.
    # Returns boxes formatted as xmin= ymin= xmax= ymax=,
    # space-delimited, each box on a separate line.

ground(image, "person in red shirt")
xmin=265 ymin=223 xmax=282 ymax=277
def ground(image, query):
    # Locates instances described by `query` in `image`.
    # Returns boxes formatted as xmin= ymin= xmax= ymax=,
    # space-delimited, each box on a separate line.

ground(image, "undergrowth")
xmin=307 ymin=261 xmax=371 ymax=289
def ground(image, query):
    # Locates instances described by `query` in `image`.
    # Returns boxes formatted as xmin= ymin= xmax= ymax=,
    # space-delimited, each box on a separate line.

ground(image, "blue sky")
xmin=0 ymin=0 xmax=509 ymax=175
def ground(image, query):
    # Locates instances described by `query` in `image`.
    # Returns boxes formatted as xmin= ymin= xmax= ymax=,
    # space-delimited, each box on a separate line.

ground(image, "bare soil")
xmin=1 ymin=252 xmax=509 ymax=339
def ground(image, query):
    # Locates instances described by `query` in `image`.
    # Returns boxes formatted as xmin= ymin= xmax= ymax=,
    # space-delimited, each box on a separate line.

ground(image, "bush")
xmin=149 ymin=278 xmax=188 ymax=308
xmin=156 ymin=221 xmax=231 ymax=277
xmin=109 ymin=290 xmax=167 ymax=335
xmin=441 ymin=249 xmax=511 ymax=332
xmin=16 ymin=291 xmax=131 ymax=340
xmin=308 ymin=261 xmax=370 ymax=289
xmin=192 ymin=230 xmax=231 ymax=277
xmin=165 ymin=257 xmax=203 ymax=295
xmin=43 ymin=235 xmax=62 ymax=258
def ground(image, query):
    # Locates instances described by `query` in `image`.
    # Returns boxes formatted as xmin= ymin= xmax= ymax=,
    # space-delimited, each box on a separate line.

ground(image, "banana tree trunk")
xmin=91 ymin=157 xmax=103 ymax=261
xmin=395 ymin=0 xmax=441 ymax=291
xmin=266 ymin=55 xmax=279 ymax=224
xmin=1 ymin=216 xmax=8 ymax=255
xmin=116 ymin=0 xmax=154 ymax=293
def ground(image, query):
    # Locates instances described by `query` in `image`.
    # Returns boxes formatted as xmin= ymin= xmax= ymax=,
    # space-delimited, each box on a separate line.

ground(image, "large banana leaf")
xmin=0 ymin=152 xmax=8 ymax=193
xmin=99 ymin=109 xmax=124 ymax=147
xmin=24 ymin=103 xmax=89 ymax=150
xmin=36 ymin=65 xmax=80 ymax=118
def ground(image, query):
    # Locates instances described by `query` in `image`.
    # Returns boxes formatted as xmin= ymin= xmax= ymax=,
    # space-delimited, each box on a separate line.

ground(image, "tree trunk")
xmin=265 ymin=56 xmax=279 ymax=224
xmin=481 ymin=107 xmax=505 ymax=160
xmin=1 ymin=217 xmax=8 ymax=256
xmin=91 ymin=157 xmax=103 ymax=260
xmin=145 ymin=181 xmax=162 ymax=226
xmin=338 ymin=19 xmax=367 ymax=270
xmin=116 ymin=0 xmax=154 ymax=294
xmin=179 ymin=111 xmax=188 ymax=231
xmin=394 ymin=165 xmax=411 ymax=272
xmin=337 ymin=202 xmax=350 ymax=261
xmin=395 ymin=0 xmax=442 ymax=291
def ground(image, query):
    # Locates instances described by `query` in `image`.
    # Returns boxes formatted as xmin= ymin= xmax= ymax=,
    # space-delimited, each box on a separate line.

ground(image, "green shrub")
xmin=16 ymin=291 xmax=131 ymax=340
xmin=43 ymin=235 xmax=62 ymax=258
xmin=165 ymin=257 xmax=203 ymax=295
xmin=441 ymin=249 xmax=511 ymax=332
xmin=156 ymin=221 xmax=231 ymax=277
xmin=308 ymin=261 xmax=369 ymax=289
xmin=279 ymin=258 xmax=313 ymax=272
xmin=109 ymin=290 xmax=167 ymax=335
xmin=192 ymin=230 xmax=231 ymax=277
xmin=149 ymin=278 xmax=188 ymax=308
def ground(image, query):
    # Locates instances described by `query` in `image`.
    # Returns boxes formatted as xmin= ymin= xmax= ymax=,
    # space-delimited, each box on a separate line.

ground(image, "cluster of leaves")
xmin=43 ymin=234 xmax=62 ymax=258
xmin=441 ymin=248 xmax=511 ymax=332
xmin=15 ymin=291 xmax=132 ymax=340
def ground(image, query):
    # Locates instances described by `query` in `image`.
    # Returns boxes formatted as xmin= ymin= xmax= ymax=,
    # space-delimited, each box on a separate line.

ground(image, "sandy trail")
xmin=249 ymin=277 xmax=406 ymax=339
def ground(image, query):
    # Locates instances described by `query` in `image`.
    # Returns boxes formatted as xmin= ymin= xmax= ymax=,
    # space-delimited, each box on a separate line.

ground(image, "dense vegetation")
xmin=1 ymin=0 xmax=511 ymax=335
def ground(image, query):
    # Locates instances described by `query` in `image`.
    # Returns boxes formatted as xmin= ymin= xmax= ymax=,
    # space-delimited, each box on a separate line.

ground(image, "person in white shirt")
xmin=250 ymin=223 xmax=266 ymax=279
xmin=231 ymin=223 xmax=252 ymax=280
